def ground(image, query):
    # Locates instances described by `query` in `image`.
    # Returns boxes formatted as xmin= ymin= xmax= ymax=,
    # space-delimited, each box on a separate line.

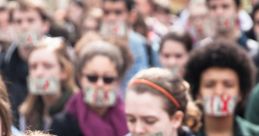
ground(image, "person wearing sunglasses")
xmin=18 ymin=37 xmax=77 ymax=132
xmin=50 ymin=40 xmax=132 ymax=136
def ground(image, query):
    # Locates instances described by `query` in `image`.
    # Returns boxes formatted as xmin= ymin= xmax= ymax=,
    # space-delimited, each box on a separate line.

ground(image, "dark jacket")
xmin=1 ymin=44 xmax=28 ymax=127
xmin=50 ymin=112 xmax=83 ymax=136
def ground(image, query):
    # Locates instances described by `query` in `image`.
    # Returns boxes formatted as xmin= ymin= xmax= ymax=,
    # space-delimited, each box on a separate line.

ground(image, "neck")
xmin=42 ymin=92 xmax=62 ymax=113
xmin=204 ymin=115 xmax=234 ymax=136
xmin=90 ymin=106 xmax=108 ymax=116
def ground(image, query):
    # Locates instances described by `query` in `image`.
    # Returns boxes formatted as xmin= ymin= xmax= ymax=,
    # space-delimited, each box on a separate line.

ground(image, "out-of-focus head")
xmin=28 ymin=37 xmax=75 ymax=95
xmin=206 ymin=0 xmax=240 ymax=34
xmin=102 ymin=0 xmax=134 ymax=23
xmin=159 ymin=31 xmax=193 ymax=77
xmin=126 ymin=68 xmax=188 ymax=136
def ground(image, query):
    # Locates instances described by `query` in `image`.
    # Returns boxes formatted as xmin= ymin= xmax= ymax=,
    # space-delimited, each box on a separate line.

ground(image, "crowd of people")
xmin=0 ymin=0 xmax=259 ymax=136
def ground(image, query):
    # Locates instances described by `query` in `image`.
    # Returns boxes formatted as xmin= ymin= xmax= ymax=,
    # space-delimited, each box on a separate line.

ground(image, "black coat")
xmin=50 ymin=112 xmax=83 ymax=136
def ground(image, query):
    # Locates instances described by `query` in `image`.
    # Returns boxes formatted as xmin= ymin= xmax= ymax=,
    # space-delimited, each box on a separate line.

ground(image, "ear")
xmin=42 ymin=20 xmax=50 ymax=34
xmin=59 ymin=68 xmax=67 ymax=81
xmin=170 ymin=111 xmax=184 ymax=129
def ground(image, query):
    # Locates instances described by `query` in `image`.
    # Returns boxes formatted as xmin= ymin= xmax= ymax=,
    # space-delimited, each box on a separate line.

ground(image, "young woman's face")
xmin=159 ymin=40 xmax=189 ymax=75
xmin=80 ymin=55 xmax=119 ymax=92
xmin=125 ymin=91 xmax=182 ymax=136
xmin=199 ymin=67 xmax=240 ymax=101
xmin=29 ymin=48 xmax=64 ymax=80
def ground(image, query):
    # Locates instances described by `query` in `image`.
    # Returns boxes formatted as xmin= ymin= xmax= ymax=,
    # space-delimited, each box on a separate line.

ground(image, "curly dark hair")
xmin=185 ymin=39 xmax=256 ymax=108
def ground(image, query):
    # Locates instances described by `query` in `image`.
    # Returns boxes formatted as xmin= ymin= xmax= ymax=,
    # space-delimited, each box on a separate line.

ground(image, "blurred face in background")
xmin=159 ymin=40 xmax=189 ymax=76
xmin=29 ymin=48 xmax=64 ymax=81
xmin=135 ymin=0 xmax=153 ymax=18
xmin=12 ymin=8 xmax=48 ymax=35
xmin=13 ymin=8 xmax=48 ymax=61
xmin=207 ymin=0 xmax=238 ymax=33
xmin=102 ymin=0 xmax=128 ymax=23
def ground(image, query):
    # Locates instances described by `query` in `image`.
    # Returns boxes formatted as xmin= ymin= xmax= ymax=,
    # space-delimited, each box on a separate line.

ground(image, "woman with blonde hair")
xmin=19 ymin=37 xmax=77 ymax=131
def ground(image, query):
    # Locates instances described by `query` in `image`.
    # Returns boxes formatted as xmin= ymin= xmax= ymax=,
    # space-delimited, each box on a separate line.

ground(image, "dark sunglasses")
xmin=85 ymin=74 xmax=117 ymax=84
xmin=103 ymin=9 xmax=125 ymax=16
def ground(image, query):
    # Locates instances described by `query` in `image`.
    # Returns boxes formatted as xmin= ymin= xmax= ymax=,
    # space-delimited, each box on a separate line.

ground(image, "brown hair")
xmin=19 ymin=37 xmax=77 ymax=129
xmin=77 ymin=40 xmax=131 ymax=80
xmin=128 ymin=68 xmax=188 ymax=116
xmin=159 ymin=31 xmax=193 ymax=53
xmin=0 ymin=76 xmax=12 ymax=136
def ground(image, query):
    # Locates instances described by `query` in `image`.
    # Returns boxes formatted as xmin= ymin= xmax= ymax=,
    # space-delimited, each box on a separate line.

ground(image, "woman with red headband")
xmin=125 ymin=68 xmax=194 ymax=136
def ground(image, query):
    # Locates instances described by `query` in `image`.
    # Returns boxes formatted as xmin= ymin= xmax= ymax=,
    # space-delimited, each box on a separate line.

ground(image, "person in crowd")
xmin=1 ymin=0 xmax=52 ymax=127
xmin=186 ymin=0 xmax=210 ymax=45
xmin=101 ymin=0 xmax=151 ymax=95
xmin=158 ymin=31 xmax=202 ymax=133
xmin=125 ymin=68 xmax=194 ymax=136
xmin=185 ymin=39 xmax=259 ymax=136
xmin=18 ymin=37 xmax=77 ymax=131
xmin=159 ymin=31 xmax=192 ymax=77
xmin=201 ymin=0 xmax=258 ymax=57
xmin=50 ymin=40 xmax=132 ymax=136
xmin=245 ymin=3 xmax=259 ymax=41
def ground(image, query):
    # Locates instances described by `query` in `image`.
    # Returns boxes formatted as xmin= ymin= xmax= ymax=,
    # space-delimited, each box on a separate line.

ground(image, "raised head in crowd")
xmin=185 ymin=39 xmax=258 ymax=136
xmin=50 ymin=40 xmax=132 ymax=136
xmin=19 ymin=37 xmax=76 ymax=131
xmin=159 ymin=31 xmax=193 ymax=77
xmin=125 ymin=68 xmax=193 ymax=136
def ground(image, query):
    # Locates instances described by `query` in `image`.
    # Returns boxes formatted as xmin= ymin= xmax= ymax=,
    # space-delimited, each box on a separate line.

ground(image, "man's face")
xmin=207 ymin=0 xmax=238 ymax=33
xmin=13 ymin=9 xmax=47 ymax=35
xmin=102 ymin=1 xmax=128 ymax=23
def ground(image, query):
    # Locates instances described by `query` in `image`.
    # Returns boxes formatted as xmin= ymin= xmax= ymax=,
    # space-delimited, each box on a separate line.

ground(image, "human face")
xmin=159 ymin=40 xmax=189 ymax=76
xmin=126 ymin=91 xmax=182 ymax=136
xmin=207 ymin=0 xmax=237 ymax=18
xmin=103 ymin=1 xmax=128 ymax=23
xmin=199 ymin=67 xmax=240 ymax=101
xmin=135 ymin=0 xmax=153 ymax=17
xmin=13 ymin=9 xmax=47 ymax=35
xmin=207 ymin=0 xmax=238 ymax=33
xmin=28 ymin=48 xmax=64 ymax=81
xmin=80 ymin=55 xmax=119 ymax=92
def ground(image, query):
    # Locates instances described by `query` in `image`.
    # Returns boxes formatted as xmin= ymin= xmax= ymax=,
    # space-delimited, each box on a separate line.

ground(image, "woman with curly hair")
xmin=185 ymin=39 xmax=259 ymax=136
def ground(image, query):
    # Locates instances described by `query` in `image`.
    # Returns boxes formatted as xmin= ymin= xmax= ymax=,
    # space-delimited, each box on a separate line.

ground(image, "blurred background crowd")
xmin=0 ymin=0 xmax=259 ymax=136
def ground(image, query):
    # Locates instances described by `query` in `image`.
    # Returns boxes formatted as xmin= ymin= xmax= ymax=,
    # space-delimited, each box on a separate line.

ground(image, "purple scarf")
xmin=65 ymin=91 xmax=128 ymax=136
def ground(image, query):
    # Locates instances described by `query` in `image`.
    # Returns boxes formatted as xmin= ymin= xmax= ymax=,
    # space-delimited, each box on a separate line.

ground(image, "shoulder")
xmin=50 ymin=112 xmax=82 ymax=136
xmin=236 ymin=116 xmax=259 ymax=136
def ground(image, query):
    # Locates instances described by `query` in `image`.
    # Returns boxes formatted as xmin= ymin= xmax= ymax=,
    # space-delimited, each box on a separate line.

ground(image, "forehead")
xmin=13 ymin=8 xmax=41 ymax=18
xmin=29 ymin=48 xmax=57 ymax=62
xmin=201 ymin=67 xmax=239 ymax=81
xmin=207 ymin=0 xmax=236 ymax=7
xmin=103 ymin=0 xmax=127 ymax=9
xmin=125 ymin=91 xmax=166 ymax=116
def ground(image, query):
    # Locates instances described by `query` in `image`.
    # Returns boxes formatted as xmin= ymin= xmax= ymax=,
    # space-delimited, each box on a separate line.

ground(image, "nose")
xmin=132 ymin=121 xmax=146 ymax=135
xmin=214 ymin=7 xmax=224 ymax=17
xmin=169 ymin=57 xmax=177 ymax=67
xmin=20 ymin=20 xmax=30 ymax=32
xmin=106 ymin=13 xmax=117 ymax=23
xmin=32 ymin=65 xmax=45 ymax=78
xmin=96 ymin=77 xmax=105 ymax=88
xmin=214 ymin=83 xmax=224 ymax=96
